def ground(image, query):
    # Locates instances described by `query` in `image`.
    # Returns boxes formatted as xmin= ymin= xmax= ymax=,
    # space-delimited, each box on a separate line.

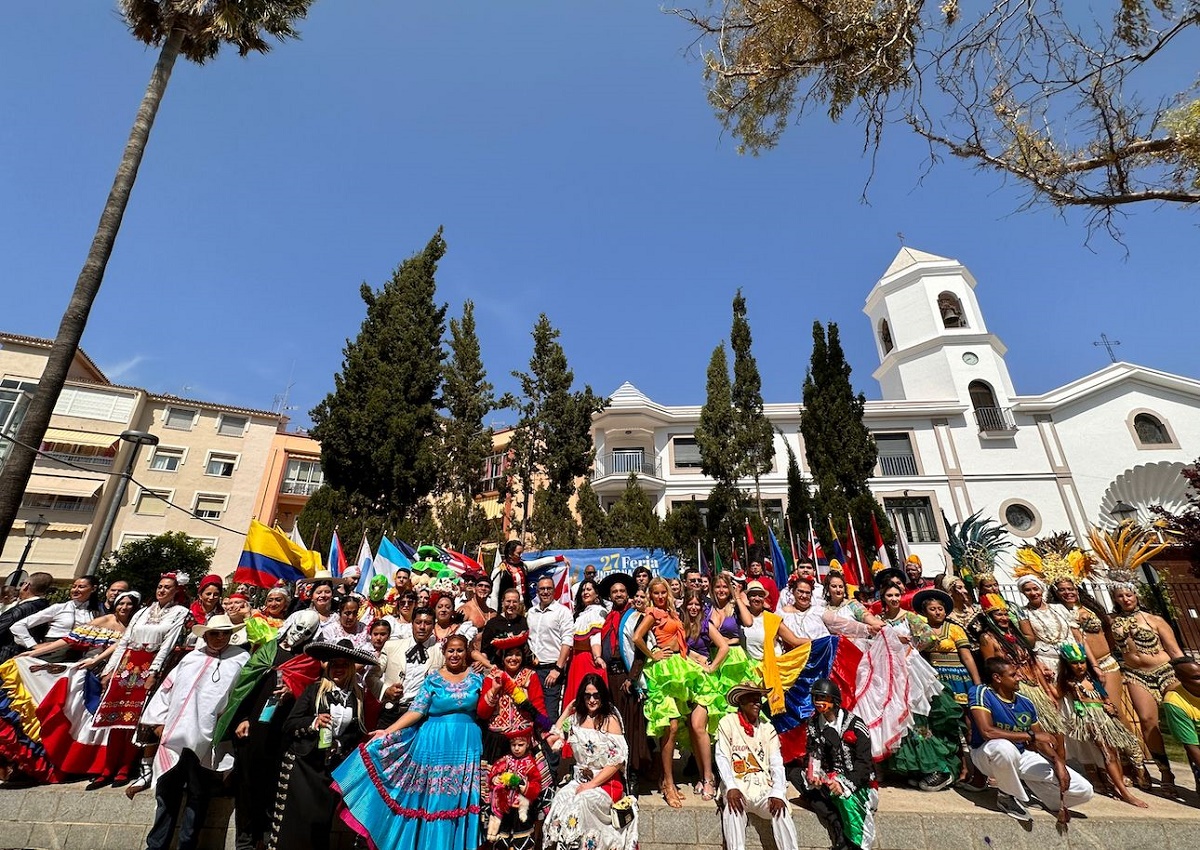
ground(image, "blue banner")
xmin=525 ymin=548 xmax=680 ymax=581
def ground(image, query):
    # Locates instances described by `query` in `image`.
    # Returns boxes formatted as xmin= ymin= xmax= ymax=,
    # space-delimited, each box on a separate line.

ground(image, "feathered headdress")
xmin=1012 ymin=533 xmax=1097 ymax=587
xmin=1085 ymin=524 xmax=1170 ymax=589
xmin=945 ymin=511 xmax=1009 ymax=588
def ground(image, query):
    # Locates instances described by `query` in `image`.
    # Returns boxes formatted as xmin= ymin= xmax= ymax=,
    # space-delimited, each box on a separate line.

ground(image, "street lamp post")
xmin=1110 ymin=500 xmax=1138 ymax=525
xmin=5 ymin=513 xmax=49 ymax=587
xmin=83 ymin=430 xmax=159 ymax=576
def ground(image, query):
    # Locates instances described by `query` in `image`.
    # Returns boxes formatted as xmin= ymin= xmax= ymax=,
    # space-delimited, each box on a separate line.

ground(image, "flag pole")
xmin=848 ymin=512 xmax=871 ymax=590
xmin=785 ymin=515 xmax=801 ymax=565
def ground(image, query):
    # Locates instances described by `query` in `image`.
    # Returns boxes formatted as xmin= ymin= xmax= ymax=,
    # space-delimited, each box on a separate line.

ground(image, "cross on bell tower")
xmin=1092 ymin=332 xmax=1121 ymax=364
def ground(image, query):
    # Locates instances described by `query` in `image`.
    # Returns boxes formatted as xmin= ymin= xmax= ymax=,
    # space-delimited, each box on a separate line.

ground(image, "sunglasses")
xmin=583 ymin=691 xmax=601 ymax=700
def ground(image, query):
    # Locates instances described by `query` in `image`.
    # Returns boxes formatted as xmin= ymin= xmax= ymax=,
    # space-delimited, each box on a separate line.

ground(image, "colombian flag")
xmin=235 ymin=520 xmax=322 ymax=588
xmin=762 ymin=631 xmax=863 ymax=761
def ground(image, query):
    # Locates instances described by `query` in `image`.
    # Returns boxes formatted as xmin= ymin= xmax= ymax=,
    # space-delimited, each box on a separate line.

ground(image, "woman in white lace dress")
xmin=544 ymin=673 xmax=638 ymax=850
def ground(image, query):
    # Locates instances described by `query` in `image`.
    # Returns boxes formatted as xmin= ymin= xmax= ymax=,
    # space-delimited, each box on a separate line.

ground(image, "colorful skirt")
xmin=1065 ymin=700 xmax=1142 ymax=761
xmin=885 ymin=688 xmax=962 ymax=778
xmin=928 ymin=658 xmax=973 ymax=706
xmin=692 ymin=646 xmax=757 ymax=733
xmin=564 ymin=647 xmax=608 ymax=711
xmin=1019 ymin=682 xmax=1065 ymax=734
xmin=333 ymin=712 xmax=481 ymax=850
xmin=642 ymin=654 xmax=703 ymax=737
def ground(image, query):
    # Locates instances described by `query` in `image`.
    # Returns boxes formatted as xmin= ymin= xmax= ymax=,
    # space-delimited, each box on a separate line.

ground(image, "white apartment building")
xmin=589 ymin=249 xmax=1200 ymax=578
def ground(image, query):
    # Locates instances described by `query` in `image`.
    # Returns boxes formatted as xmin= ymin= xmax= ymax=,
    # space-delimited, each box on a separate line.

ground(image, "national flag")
xmin=805 ymin=516 xmax=827 ymax=573
xmin=396 ymin=540 xmax=419 ymax=562
xmin=767 ymin=527 xmax=789 ymax=590
xmin=766 ymin=635 xmax=864 ymax=761
xmin=289 ymin=522 xmax=305 ymax=549
xmin=235 ymin=520 xmax=322 ymax=588
xmin=327 ymin=530 xmax=348 ymax=579
xmin=698 ymin=539 xmax=711 ymax=576
xmin=370 ymin=536 xmax=411 ymax=593
xmin=350 ymin=535 xmax=374 ymax=594
xmin=871 ymin=512 xmax=893 ymax=572
xmin=437 ymin=545 xmax=484 ymax=576
xmin=552 ymin=564 xmax=573 ymax=609
xmin=744 ymin=518 xmax=756 ymax=547
xmin=827 ymin=515 xmax=848 ymax=566
xmin=891 ymin=512 xmax=910 ymax=566
xmin=712 ymin=541 xmax=724 ymax=576
xmin=785 ymin=516 xmax=801 ymax=566
xmin=846 ymin=513 xmax=868 ymax=589
xmin=730 ymin=538 xmax=742 ymax=575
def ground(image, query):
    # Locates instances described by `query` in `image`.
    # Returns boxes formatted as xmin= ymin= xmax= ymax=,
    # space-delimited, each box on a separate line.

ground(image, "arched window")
xmin=878 ymin=319 xmax=894 ymax=355
xmin=968 ymin=380 xmax=997 ymax=410
xmin=938 ymin=291 xmax=967 ymax=328
xmin=1134 ymin=413 xmax=1170 ymax=445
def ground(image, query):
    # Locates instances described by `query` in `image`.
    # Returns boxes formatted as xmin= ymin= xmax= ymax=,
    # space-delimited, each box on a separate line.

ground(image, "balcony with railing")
xmin=973 ymin=406 xmax=1018 ymax=436
xmin=592 ymin=450 xmax=663 ymax=488
xmin=39 ymin=451 xmax=114 ymax=470
xmin=280 ymin=479 xmax=322 ymax=497
xmin=878 ymin=454 xmax=918 ymax=476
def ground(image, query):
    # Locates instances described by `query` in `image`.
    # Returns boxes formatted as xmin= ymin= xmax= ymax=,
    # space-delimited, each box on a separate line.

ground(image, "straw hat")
xmin=191 ymin=614 xmax=245 ymax=638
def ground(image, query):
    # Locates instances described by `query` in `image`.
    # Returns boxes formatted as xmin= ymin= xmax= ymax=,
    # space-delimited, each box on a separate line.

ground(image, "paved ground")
xmin=0 ymin=762 xmax=1197 ymax=849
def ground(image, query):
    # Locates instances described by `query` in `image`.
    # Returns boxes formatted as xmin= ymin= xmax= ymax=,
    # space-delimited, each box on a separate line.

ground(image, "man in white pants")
xmin=715 ymin=683 xmax=799 ymax=850
xmin=969 ymin=657 xmax=1093 ymax=823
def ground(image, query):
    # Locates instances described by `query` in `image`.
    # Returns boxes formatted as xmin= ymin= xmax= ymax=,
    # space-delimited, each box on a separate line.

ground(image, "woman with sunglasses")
xmin=544 ymin=674 xmax=638 ymax=850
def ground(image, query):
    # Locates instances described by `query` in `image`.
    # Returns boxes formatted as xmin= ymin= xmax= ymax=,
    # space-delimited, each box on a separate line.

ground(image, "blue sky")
xmin=1 ymin=3 xmax=1196 ymax=428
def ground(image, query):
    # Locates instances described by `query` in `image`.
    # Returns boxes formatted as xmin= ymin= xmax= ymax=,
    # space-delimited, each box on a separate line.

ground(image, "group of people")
xmin=0 ymin=535 xmax=1198 ymax=850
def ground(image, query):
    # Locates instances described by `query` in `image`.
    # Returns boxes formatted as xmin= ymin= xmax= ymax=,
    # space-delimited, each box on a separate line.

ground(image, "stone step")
xmin=1 ymin=771 xmax=1198 ymax=850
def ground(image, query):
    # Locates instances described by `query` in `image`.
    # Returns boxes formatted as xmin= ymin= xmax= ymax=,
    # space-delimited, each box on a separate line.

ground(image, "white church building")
xmin=589 ymin=248 xmax=1200 ymax=579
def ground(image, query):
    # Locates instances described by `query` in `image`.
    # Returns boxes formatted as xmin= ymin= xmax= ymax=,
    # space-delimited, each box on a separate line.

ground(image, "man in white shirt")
xmin=142 ymin=615 xmax=249 ymax=850
xmin=374 ymin=607 xmax=441 ymax=729
xmin=11 ymin=575 xmax=100 ymax=656
xmin=716 ymin=683 xmax=798 ymax=850
xmin=526 ymin=574 xmax=572 ymax=770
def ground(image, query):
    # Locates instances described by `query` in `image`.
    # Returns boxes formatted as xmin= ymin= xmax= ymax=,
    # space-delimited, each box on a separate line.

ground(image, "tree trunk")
xmin=0 ymin=30 xmax=184 ymax=547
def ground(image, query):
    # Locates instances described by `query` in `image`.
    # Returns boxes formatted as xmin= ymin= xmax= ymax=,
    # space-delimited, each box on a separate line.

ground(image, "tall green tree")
xmin=606 ymin=474 xmax=667 ymax=549
xmin=310 ymin=231 xmax=448 ymax=516
xmin=527 ymin=488 xmax=580 ymax=549
xmin=800 ymin=321 xmax=890 ymax=555
xmin=507 ymin=315 xmax=606 ymax=538
xmin=730 ymin=290 xmax=775 ymax=516
xmin=783 ymin=440 xmax=814 ymax=550
xmin=575 ymin=479 xmax=609 ymax=547
xmin=695 ymin=342 xmax=743 ymax=545
xmin=696 ymin=343 xmax=738 ymax=487
xmin=97 ymin=532 xmax=214 ymax=599
xmin=0 ymin=0 xmax=316 ymax=548
xmin=441 ymin=300 xmax=495 ymax=503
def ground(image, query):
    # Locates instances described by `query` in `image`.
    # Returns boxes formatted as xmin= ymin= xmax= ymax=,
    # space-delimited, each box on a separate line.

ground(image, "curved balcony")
xmin=591 ymin=450 xmax=664 ymax=492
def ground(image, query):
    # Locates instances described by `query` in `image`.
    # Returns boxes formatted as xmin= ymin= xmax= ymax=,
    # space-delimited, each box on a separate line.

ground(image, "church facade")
xmin=589 ymin=248 xmax=1200 ymax=578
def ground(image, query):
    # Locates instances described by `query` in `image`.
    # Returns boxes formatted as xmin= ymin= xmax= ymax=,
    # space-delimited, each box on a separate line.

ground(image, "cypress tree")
xmin=730 ymin=290 xmax=775 ymax=516
xmin=800 ymin=321 xmax=890 ymax=553
xmin=576 ymin=479 xmax=609 ymax=547
xmin=441 ymin=300 xmax=495 ymax=503
xmin=310 ymin=230 xmax=448 ymax=516
xmin=696 ymin=343 xmax=737 ymax=487
xmin=606 ymin=474 xmax=667 ymax=549
xmin=784 ymin=441 xmax=813 ymax=549
xmin=507 ymin=314 xmax=606 ymax=538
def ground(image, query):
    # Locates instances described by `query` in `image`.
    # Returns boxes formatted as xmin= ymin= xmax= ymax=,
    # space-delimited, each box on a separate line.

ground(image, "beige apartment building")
xmin=0 ymin=332 xmax=284 ymax=580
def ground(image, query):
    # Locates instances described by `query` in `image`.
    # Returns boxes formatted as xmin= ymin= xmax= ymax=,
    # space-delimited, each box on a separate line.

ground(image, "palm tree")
xmin=0 ymin=1 xmax=317 ymax=552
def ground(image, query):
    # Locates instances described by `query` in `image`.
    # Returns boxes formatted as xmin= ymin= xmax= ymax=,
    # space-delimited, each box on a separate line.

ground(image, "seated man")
xmin=969 ymin=657 xmax=1093 ymax=824
xmin=791 ymin=678 xmax=875 ymax=850
xmin=715 ymin=682 xmax=798 ymax=850
xmin=1162 ymin=657 xmax=1200 ymax=795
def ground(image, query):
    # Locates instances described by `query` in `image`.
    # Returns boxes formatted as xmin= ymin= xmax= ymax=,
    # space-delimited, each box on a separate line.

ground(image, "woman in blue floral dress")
xmin=332 ymin=634 xmax=483 ymax=850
